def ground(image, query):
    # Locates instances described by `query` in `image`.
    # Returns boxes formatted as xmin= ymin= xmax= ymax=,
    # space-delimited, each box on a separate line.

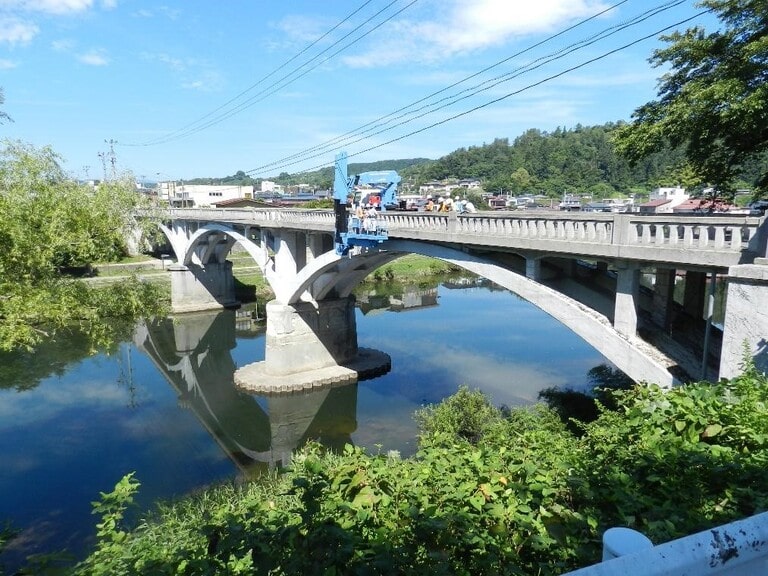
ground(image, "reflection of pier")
xmin=133 ymin=310 xmax=358 ymax=475
xmin=357 ymin=286 xmax=439 ymax=315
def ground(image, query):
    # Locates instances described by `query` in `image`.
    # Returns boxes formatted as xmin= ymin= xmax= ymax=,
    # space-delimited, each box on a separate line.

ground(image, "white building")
xmin=261 ymin=180 xmax=284 ymax=194
xmin=158 ymin=183 xmax=254 ymax=207
xmin=650 ymin=186 xmax=689 ymax=205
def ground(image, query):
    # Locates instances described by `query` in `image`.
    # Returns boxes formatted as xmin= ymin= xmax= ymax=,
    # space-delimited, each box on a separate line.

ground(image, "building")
xmin=261 ymin=180 xmax=284 ymax=194
xmin=158 ymin=182 xmax=254 ymax=207
xmin=639 ymin=186 xmax=690 ymax=214
xmin=639 ymin=199 xmax=673 ymax=215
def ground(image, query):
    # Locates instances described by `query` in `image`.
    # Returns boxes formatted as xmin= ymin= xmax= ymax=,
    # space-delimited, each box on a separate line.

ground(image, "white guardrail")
xmin=565 ymin=512 xmax=768 ymax=575
xmin=159 ymin=208 xmax=768 ymax=266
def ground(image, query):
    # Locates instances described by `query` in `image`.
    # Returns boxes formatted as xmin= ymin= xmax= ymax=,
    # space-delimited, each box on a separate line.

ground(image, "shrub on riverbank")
xmin=66 ymin=366 xmax=768 ymax=575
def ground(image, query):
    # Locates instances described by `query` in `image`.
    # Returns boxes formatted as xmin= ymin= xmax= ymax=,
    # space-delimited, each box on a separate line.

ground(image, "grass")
xmin=87 ymin=253 xmax=460 ymax=303
xmin=370 ymin=254 xmax=460 ymax=279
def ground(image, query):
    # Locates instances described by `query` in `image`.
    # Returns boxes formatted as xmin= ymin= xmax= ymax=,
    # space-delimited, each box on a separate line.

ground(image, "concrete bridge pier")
xmin=307 ymin=232 xmax=332 ymax=262
xmin=525 ymin=256 xmax=542 ymax=281
xmin=235 ymin=296 xmax=391 ymax=394
xmin=651 ymin=267 xmax=676 ymax=332
xmin=614 ymin=261 xmax=640 ymax=338
xmin=720 ymin=262 xmax=768 ymax=379
xmin=274 ymin=230 xmax=306 ymax=277
xmin=169 ymin=262 xmax=238 ymax=313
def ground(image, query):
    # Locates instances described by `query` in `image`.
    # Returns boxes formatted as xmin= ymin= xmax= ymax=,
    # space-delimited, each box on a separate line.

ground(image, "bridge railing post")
xmin=448 ymin=211 xmax=458 ymax=234
xmin=612 ymin=214 xmax=632 ymax=246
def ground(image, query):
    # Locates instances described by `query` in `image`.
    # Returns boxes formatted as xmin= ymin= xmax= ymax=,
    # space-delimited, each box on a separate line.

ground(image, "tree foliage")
xmin=57 ymin=365 xmax=768 ymax=576
xmin=0 ymin=88 xmax=11 ymax=125
xmin=0 ymin=140 xmax=167 ymax=351
xmin=400 ymin=126 xmax=699 ymax=198
xmin=613 ymin=0 xmax=768 ymax=199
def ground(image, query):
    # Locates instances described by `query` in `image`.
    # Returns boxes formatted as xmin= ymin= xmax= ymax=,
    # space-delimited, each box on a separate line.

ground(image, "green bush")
xmin=60 ymin=367 xmax=768 ymax=576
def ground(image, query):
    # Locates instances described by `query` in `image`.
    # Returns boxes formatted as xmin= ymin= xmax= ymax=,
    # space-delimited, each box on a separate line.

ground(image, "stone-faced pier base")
xmin=235 ymin=297 xmax=391 ymax=394
xmin=170 ymin=262 xmax=238 ymax=313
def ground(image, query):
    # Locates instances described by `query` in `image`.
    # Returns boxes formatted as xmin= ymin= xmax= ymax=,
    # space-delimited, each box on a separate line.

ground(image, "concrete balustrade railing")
xmin=159 ymin=208 xmax=767 ymax=267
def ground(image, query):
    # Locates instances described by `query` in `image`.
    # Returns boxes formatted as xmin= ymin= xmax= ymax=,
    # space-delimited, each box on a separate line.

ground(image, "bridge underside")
xmin=156 ymin=220 xmax=767 ymax=391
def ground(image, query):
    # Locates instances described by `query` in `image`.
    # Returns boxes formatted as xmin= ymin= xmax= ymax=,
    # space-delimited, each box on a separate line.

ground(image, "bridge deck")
xmin=163 ymin=208 xmax=767 ymax=269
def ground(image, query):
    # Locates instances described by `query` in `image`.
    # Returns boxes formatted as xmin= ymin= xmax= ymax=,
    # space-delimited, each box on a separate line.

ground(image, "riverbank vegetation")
xmin=361 ymin=254 xmax=463 ymax=285
xmin=0 ymin=140 xmax=167 ymax=352
xmin=14 ymin=362 xmax=758 ymax=575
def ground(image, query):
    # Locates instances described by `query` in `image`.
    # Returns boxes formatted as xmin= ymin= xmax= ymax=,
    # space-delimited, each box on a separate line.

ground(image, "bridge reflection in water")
xmin=133 ymin=309 xmax=359 ymax=475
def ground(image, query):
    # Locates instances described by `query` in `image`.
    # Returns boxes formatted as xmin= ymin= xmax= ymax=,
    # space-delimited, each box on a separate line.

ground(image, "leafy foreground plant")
xmin=65 ymin=371 xmax=768 ymax=576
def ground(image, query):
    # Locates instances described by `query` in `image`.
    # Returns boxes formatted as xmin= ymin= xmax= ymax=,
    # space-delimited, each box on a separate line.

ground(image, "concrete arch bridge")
xmin=148 ymin=208 xmax=768 ymax=392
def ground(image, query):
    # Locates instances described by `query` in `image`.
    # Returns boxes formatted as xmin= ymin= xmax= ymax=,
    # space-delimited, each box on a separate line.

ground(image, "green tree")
xmin=0 ymin=87 xmax=11 ymax=124
xmin=613 ymin=0 xmax=768 ymax=199
xmin=509 ymin=167 xmax=534 ymax=193
xmin=0 ymin=140 xmax=167 ymax=351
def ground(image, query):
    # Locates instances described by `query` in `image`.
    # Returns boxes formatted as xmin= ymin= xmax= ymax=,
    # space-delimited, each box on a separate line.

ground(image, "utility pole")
xmin=105 ymin=139 xmax=118 ymax=179
xmin=98 ymin=152 xmax=107 ymax=182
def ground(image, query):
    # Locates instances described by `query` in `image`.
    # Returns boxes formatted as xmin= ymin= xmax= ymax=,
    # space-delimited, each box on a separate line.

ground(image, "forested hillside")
xmin=189 ymin=122 xmax=765 ymax=199
xmin=402 ymin=123 xmax=682 ymax=198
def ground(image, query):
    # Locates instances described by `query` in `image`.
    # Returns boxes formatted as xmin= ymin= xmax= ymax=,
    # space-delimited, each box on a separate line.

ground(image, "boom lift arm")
xmin=333 ymin=151 xmax=394 ymax=255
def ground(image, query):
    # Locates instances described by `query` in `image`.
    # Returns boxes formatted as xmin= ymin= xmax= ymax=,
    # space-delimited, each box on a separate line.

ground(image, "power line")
xmin=247 ymin=1 xmax=696 ymax=177
xmin=129 ymin=0 xmax=378 ymax=147
xmin=295 ymin=10 xmax=709 ymax=176
xmin=160 ymin=0 xmax=418 ymax=143
xmin=250 ymin=0 xmax=632 ymax=173
xmin=128 ymin=0 xmax=417 ymax=147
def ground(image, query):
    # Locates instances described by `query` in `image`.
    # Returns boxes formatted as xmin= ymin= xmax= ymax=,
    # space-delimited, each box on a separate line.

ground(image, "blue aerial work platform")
xmin=333 ymin=151 xmax=400 ymax=256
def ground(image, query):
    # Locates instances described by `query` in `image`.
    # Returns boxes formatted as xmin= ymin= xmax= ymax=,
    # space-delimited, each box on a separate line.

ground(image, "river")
xmin=0 ymin=277 xmax=612 ymax=571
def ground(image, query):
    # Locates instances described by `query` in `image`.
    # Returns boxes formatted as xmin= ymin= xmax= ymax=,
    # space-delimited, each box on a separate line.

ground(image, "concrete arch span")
xmin=156 ymin=221 xmax=277 ymax=282
xmin=284 ymin=240 xmax=678 ymax=387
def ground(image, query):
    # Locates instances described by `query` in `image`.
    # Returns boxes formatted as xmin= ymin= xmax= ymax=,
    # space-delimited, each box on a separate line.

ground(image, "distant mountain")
xmin=346 ymin=158 xmax=432 ymax=174
xmin=183 ymin=159 xmax=433 ymax=189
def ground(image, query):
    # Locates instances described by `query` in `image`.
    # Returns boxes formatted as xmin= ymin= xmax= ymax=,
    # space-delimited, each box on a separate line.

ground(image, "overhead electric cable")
xmin=250 ymin=0 xmax=632 ymax=173
xmin=250 ymin=9 xmax=709 ymax=178
xmin=157 ymin=0 xmax=419 ymax=143
xmin=131 ymin=0 xmax=417 ymax=147
xmin=247 ymin=1 xmax=694 ymax=176
xmin=291 ymin=10 xmax=709 ymax=176
xmin=128 ymin=0 xmax=378 ymax=146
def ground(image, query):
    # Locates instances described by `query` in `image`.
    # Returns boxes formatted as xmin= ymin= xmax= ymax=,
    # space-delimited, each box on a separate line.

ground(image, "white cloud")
xmin=0 ymin=57 xmax=17 ymax=68
xmin=140 ymin=52 xmax=223 ymax=91
xmin=342 ymin=0 xmax=614 ymax=68
xmin=78 ymin=48 xmax=108 ymax=65
xmin=0 ymin=0 xmax=94 ymax=14
xmin=51 ymin=38 xmax=74 ymax=51
xmin=271 ymin=13 xmax=332 ymax=44
xmin=445 ymin=0 xmax=613 ymax=50
xmin=0 ymin=17 xmax=38 ymax=44
xmin=0 ymin=377 xmax=127 ymax=429
xmin=181 ymin=69 xmax=224 ymax=92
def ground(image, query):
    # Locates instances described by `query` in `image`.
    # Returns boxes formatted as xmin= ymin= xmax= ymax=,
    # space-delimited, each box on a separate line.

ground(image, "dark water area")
xmin=0 ymin=278 xmax=610 ymax=571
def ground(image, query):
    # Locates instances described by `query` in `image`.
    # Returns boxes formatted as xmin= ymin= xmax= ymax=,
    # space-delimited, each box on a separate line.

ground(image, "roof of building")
xmin=212 ymin=198 xmax=265 ymax=208
xmin=640 ymin=199 xmax=672 ymax=208
xmin=672 ymin=198 xmax=738 ymax=213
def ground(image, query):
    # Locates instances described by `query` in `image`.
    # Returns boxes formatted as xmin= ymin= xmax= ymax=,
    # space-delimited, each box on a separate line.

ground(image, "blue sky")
xmin=0 ymin=0 xmax=717 ymax=182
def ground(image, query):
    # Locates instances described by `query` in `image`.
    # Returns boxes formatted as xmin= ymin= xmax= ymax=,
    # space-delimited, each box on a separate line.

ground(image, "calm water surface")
xmin=0 ymin=279 xmax=610 ymax=570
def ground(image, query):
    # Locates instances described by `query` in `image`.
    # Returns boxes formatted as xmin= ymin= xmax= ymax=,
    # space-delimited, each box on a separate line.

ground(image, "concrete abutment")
xmin=720 ymin=262 xmax=768 ymax=379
